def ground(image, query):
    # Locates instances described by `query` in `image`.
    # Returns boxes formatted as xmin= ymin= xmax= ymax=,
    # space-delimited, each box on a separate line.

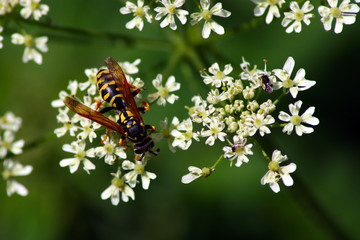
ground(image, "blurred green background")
xmin=1 ymin=0 xmax=360 ymax=239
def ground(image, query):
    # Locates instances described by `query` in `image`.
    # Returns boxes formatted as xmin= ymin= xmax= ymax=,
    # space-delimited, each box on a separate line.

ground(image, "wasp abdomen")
xmin=97 ymin=69 xmax=124 ymax=110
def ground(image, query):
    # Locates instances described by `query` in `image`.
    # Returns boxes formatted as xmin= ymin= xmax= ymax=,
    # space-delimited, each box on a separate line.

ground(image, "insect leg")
xmin=138 ymin=101 xmax=150 ymax=113
xmin=101 ymin=129 xmax=110 ymax=144
xmin=99 ymin=106 xmax=116 ymax=114
xmin=119 ymin=137 xmax=129 ymax=151
xmin=132 ymin=88 xmax=141 ymax=97
xmin=145 ymin=124 xmax=156 ymax=134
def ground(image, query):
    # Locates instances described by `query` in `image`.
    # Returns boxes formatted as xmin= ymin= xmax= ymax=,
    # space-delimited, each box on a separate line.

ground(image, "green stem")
xmin=4 ymin=132 xmax=57 ymax=159
xmin=251 ymin=136 xmax=271 ymax=162
xmin=16 ymin=17 xmax=170 ymax=48
xmin=210 ymin=154 xmax=224 ymax=169
xmin=273 ymin=91 xmax=286 ymax=105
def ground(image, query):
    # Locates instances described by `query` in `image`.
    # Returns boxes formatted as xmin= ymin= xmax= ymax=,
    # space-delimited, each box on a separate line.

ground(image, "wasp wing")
xmin=105 ymin=57 xmax=144 ymax=123
xmin=64 ymin=96 xmax=126 ymax=135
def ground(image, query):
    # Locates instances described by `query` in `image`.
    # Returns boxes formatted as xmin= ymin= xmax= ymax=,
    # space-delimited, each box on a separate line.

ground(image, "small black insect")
xmin=260 ymin=74 xmax=273 ymax=93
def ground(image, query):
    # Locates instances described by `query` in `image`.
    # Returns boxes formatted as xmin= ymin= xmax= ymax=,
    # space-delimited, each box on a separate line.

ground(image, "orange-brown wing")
xmin=104 ymin=57 xmax=144 ymax=123
xmin=63 ymin=96 xmax=125 ymax=135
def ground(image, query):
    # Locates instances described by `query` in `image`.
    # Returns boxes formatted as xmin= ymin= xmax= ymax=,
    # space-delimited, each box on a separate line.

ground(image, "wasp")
xmin=64 ymin=57 xmax=157 ymax=161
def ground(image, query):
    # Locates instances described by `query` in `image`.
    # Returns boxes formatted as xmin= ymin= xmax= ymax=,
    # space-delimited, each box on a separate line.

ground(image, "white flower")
xmin=59 ymin=141 xmax=96 ymax=174
xmin=152 ymin=117 xmax=179 ymax=153
xmin=190 ymin=0 xmax=231 ymax=39
xmin=201 ymin=62 xmax=233 ymax=88
xmin=273 ymin=56 xmax=316 ymax=98
xmin=120 ymin=0 xmax=152 ymax=31
xmin=261 ymin=150 xmax=297 ymax=193
xmin=51 ymin=80 xmax=78 ymax=108
xmin=190 ymin=96 xmax=215 ymax=124
xmin=279 ymin=100 xmax=320 ymax=136
xmin=171 ymin=118 xmax=199 ymax=150
xmin=181 ymin=166 xmax=211 ymax=184
xmin=95 ymin=137 xmax=127 ymax=165
xmin=120 ymin=59 xmax=141 ymax=75
xmin=282 ymin=1 xmax=314 ymax=33
xmin=11 ymin=33 xmax=48 ymax=64
xmin=20 ymin=0 xmax=49 ymax=20
xmin=200 ymin=117 xmax=227 ymax=146
xmin=77 ymin=118 xmax=101 ymax=142
xmin=0 ymin=1 xmax=15 ymax=15
xmin=318 ymin=0 xmax=360 ymax=34
xmin=147 ymin=74 xmax=180 ymax=106
xmin=79 ymin=68 xmax=98 ymax=95
xmin=252 ymin=0 xmax=285 ymax=24
xmin=244 ymin=113 xmax=275 ymax=136
xmin=54 ymin=108 xmax=79 ymax=138
xmin=2 ymin=159 xmax=33 ymax=196
xmin=101 ymin=168 xmax=135 ymax=206
xmin=154 ymin=0 xmax=189 ymax=30
xmin=0 ymin=112 xmax=22 ymax=132
xmin=122 ymin=160 xmax=156 ymax=189
xmin=222 ymin=135 xmax=253 ymax=167
xmin=0 ymin=130 xmax=24 ymax=158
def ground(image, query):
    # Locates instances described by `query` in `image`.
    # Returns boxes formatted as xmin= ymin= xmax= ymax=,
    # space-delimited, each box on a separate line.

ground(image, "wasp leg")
xmin=119 ymin=137 xmax=129 ymax=151
xmin=95 ymin=100 xmax=118 ymax=114
xmin=99 ymin=106 xmax=116 ymax=114
xmin=138 ymin=101 xmax=150 ymax=113
xmin=94 ymin=99 xmax=103 ymax=111
xmin=132 ymin=88 xmax=141 ymax=97
xmin=101 ymin=129 xmax=110 ymax=144
xmin=145 ymin=124 xmax=156 ymax=134
xmin=135 ymin=153 xmax=145 ymax=162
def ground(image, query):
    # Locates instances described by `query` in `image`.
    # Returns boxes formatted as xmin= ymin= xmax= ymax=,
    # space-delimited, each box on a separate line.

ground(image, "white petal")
xmin=181 ymin=173 xmax=200 ymax=184
xmin=283 ymin=57 xmax=295 ymax=75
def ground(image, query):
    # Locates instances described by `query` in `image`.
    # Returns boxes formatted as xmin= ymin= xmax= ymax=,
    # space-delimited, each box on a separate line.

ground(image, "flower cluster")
xmin=52 ymin=58 xmax=180 ymax=205
xmin=0 ymin=112 xmax=33 ymax=197
xmin=166 ymin=57 xmax=319 ymax=193
xmin=120 ymin=0 xmax=231 ymax=39
xmin=252 ymin=0 xmax=359 ymax=34
xmin=0 ymin=0 xmax=49 ymax=64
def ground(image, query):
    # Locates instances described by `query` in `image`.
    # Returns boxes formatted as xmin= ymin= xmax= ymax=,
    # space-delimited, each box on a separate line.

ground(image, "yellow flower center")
xmin=1 ymin=140 xmax=10 ymax=149
xmin=254 ymin=118 xmax=263 ymax=128
xmin=201 ymin=9 xmax=212 ymax=21
xmin=290 ymin=115 xmax=302 ymax=126
xmin=134 ymin=163 xmax=144 ymax=174
xmin=135 ymin=6 xmax=144 ymax=17
xmin=158 ymin=87 xmax=169 ymax=98
xmin=167 ymin=4 xmax=176 ymax=14
xmin=234 ymin=146 xmax=244 ymax=155
xmin=294 ymin=10 xmax=304 ymax=21
xmin=104 ymin=143 xmax=114 ymax=153
xmin=282 ymin=78 xmax=294 ymax=88
xmin=2 ymin=169 xmax=12 ymax=180
xmin=75 ymin=149 xmax=86 ymax=159
xmin=268 ymin=0 xmax=279 ymax=5
xmin=330 ymin=7 xmax=341 ymax=18
xmin=31 ymin=1 xmax=39 ymax=9
xmin=215 ymin=71 xmax=225 ymax=80
xmin=184 ymin=131 xmax=193 ymax=140
xmin=268 ymin=161 xmax=280 ymax=171
xmin=112 ymin=177 xmax=124 ymax=189
xmin=24 ymin=34 xmax=33 ymax=48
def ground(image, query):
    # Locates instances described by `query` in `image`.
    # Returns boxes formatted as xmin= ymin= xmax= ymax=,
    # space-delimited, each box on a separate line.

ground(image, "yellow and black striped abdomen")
xmin=96 ymin=69 xmax=124 ymax=110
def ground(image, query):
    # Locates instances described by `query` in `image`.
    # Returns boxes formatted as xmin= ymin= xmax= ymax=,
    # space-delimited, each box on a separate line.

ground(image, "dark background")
xmin=0 ymin=1 xmax=359 ymax=239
